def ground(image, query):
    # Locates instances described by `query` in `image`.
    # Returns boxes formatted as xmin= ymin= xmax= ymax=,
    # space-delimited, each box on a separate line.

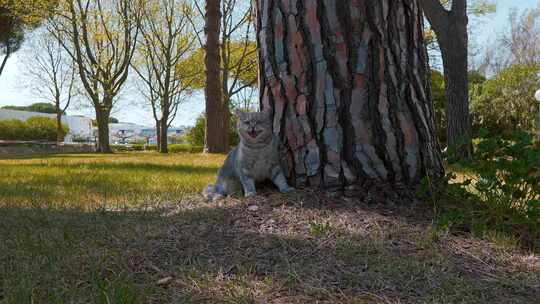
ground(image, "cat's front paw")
xmin=280 ymin=187 xmax=295 ymax=194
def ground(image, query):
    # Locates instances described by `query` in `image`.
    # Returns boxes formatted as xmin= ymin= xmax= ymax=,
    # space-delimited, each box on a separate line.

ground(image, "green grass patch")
xmin=0 ymin=153 xmax=223 ymax=209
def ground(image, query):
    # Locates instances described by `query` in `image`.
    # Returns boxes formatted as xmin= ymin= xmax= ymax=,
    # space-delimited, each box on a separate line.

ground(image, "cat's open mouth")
xmin=248 ymin=130 xmax=261 ymax=138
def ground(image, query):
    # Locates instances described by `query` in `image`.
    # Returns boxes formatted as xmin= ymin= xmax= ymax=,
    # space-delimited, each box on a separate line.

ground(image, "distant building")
xmin=0 ymin=109 xmax=93 ymax=143
xmin=107 ymin=122 xmax=188 ymax=145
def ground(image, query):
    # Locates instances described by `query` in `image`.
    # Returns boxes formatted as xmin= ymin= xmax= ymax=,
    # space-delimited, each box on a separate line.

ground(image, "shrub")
xmin=470 ymin=63 xmax=540 ymax=138
xmin=168 ymin=144 xmax=203 ymax=153
xmin=0 ymin=119 xmax=28 ymax=140
xmin=471 ymin=131 xmax=539 ymax=221
xmin=185 ymin=114 xmax=239 ymax=147
xmin=0 ymin=117 xmax=68 ymax=141
xmin=26 ymin=117 xmax=68 ymax=141
xmin=421 ymin=131 xmax=540 ymax=249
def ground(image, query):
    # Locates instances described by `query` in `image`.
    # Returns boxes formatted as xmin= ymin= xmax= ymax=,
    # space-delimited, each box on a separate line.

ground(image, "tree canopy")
xmin=0 ymin=0 xmax=57 ymax=75
xmin=179 ymin=41 xmax=258 ymax=91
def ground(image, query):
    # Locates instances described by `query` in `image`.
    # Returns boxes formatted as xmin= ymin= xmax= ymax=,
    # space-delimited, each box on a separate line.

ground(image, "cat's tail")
xmin=202 ymin=184 xmax=225 ymax=202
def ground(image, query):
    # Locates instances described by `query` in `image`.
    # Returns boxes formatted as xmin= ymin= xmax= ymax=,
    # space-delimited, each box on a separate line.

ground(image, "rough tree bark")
xmin=255 ymin=0 xmax=444 ymax=193
xmin=419 ymin=0 xmax=471 ymax=159
xmin=56 ymin=110 xmax=63 ymax=143
xmin=159 ymin=115 xmax=169 ymax=153
xmin=204 ymin=0 xmax=228 ymax=153
xmin=95 ymin=106 xmax=112 ymax=153
xmin=155 ymin=119 xmax=162 ymax=150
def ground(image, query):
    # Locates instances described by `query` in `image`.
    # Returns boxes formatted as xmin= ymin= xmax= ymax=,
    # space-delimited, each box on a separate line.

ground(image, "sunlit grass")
xmin=0 ymin=153 xmax=224 ymax=210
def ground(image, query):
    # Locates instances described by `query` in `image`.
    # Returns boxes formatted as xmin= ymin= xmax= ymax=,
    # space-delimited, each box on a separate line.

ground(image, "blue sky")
xmin=0 ymin=0 xmax=538 ymax=126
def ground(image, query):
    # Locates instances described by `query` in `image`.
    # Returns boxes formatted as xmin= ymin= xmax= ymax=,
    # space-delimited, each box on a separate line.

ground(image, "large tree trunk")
xmin=204 ymin=0 xmax=228 ymax=153
xmin=255 ymin=0 xmax=443 ymax=192
xmin=95 ymin=106 xmax=112 ymax=153
xmin=159 ymin=118 xmax=168 ymax=153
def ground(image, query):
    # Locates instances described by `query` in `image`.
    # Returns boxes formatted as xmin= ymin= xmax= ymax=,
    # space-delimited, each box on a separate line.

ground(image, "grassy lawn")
xmin=0 ymin=153 xmax=223 ymax=209
xmin=0 ymin=153 xmax=538 ymax=303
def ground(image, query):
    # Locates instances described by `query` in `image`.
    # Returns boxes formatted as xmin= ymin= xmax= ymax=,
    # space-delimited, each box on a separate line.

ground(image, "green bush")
xmin=111 ymin=144 xmax=149 ymax=152
xmin=0 ymin=119 xmax=28 ymax=140
xmin=168 ymin=144 xmax=203 ymax=153
xmin=0 ymin=117 xmax=68 ymax=141
xmin=470 ymin=63 xmax=540 ymax=138
xmin=471 ymin=131 xmax=539 ymax=221
xmin=420 ymin=131 xmax=540 ymax=249
xmin=185 ymin=114 xmax=239 ymax=147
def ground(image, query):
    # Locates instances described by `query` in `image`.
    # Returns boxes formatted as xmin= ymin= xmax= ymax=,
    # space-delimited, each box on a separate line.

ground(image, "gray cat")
xmin=203 ymin=109 xmax=294 ymax=201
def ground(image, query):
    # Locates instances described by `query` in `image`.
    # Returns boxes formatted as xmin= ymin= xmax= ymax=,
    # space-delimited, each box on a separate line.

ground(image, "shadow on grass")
xmin=1 ymin=197 xmax=538 ymax=304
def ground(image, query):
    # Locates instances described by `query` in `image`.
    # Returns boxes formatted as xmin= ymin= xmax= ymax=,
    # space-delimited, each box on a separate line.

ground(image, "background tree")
xmin=185 ymin=113 xmax=238 ymax=148
xmin=430 ymin=69 xmax=446 ymax=142
xmin=256 ymin=0 xmax=443 ymax=192
xmin=191 ymin=0 xmax=257 ymax=153
xmin=215 ymin=0 xmax=256 ymax=140
xmin=424 ymin=0 xmax=496 ymax=68
xmin=480 ymin=6 xmax=540 ymax=75
xmin=431 ymin=69 xmax=486 ymax=145
xmin=52 ymin=0 xmax=141 ymax=153
xmin=133 ymin=0 xmax=197 ymax=153
xmin=0 ymin=11 xmax=23 ymax=77
xmin=504 ymin=7 xmax=540 ymax=66
xmin=202 ymin=0 xmax=224 ymax=153
xmin=0 ymin=0 xmax=57 ymax=77
xmin=2 ymin=102 xmax=58 ymax=113
xmin=181 ymin=40 xmax=258 ymax=108
xmin=20 ymin=29 xmax=77 ymax=143
xmin=419 ymin=0 xmax=471 ymax=160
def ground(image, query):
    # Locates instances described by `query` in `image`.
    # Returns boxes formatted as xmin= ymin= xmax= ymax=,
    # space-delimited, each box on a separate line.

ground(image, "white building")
xmin=0 ymin=109 xmax=93 ymax=143
xmin=108 ymin=122 xmax=188 ymax=144
xmin=109 ymin=122 xmax=150 ymax=144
